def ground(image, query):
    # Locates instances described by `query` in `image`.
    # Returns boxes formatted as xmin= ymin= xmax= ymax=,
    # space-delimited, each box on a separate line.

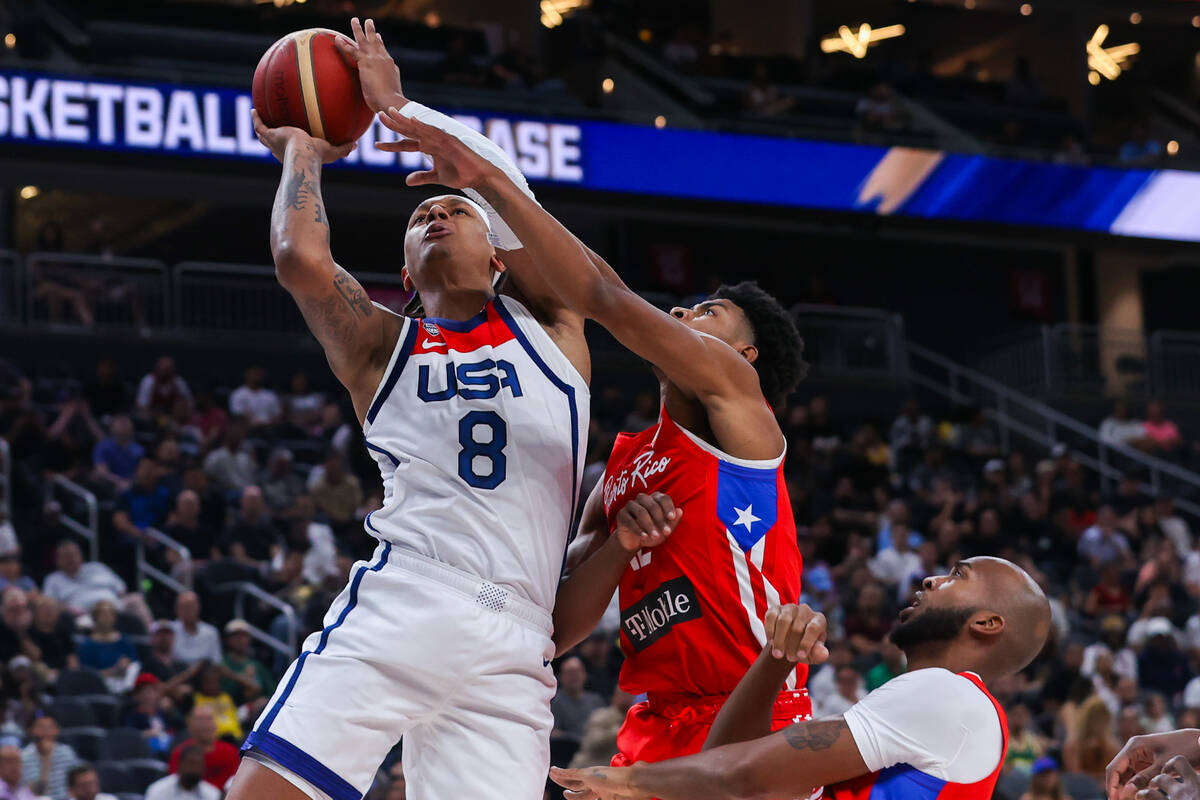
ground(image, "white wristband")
xmin=398 ymin=101 xmax=536 ymax=250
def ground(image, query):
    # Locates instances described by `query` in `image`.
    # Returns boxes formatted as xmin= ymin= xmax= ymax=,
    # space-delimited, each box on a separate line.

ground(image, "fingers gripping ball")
xmin=253 ymin=29 xmax=374 ymax=146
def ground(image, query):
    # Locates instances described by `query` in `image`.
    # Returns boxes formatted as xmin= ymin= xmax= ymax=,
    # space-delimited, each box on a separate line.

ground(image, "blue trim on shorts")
xmin=253 ymin=543 xmax=393 ymax=736
xmin=366 ymin=320 xmax=418 ymax=426
xmin=243 ymin=730 xmax=360 ymax=800
xmin=492 ymin=297 xmax=581 ymax=537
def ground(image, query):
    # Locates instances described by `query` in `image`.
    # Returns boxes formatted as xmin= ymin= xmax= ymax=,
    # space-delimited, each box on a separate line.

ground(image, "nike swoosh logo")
xmin=421 ymin=339 xmax=446 ymax=350
xmin=543 ymin=658 xmax=552 ymax=667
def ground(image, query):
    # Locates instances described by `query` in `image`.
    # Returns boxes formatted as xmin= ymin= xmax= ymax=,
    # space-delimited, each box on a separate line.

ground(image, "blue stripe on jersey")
xmin=243 ymin=731 xmax=359 ymax=800
xmin=366 ymin=321 xmax=419 ymax=426
xmin=423 ymin=304 xmax=490 ymax=332
xmin=716 ymin=459 xmax=779 ymax=552
xmin=868 ymin=765 xmax=948 ymax=800
xmin=364 ymin=439 xmax=401 ymax=467
xmin=251 ymin=543 xmax=393 ymax=738
xmin=491 ymin=296 xmax=582 ymax=539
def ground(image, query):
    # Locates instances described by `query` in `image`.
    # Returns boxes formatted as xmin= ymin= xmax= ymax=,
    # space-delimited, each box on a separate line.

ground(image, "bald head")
xmin=892 ymin=556 xmax=1051 ymax=681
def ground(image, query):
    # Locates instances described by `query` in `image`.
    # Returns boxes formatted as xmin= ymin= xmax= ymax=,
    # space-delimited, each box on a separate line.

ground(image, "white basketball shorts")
xmin=242 ymin=542 xmax=557 ymax=800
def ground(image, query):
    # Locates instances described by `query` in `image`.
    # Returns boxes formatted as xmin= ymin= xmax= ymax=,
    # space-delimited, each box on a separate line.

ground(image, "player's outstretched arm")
xmin=705 ymin=604 xmax=829 ymax=749
xmin=253 ymin=112 xmax=398 ymax=422
xmin=376 ymin=111 xmax=764 ymax=415
xmin=551 ymin=487 xmax=681 ymax=656
xmin=551 ymin=717 xmax=865 ymax=800
xmin=1108 ymin=730 xmax=1200 ymax=800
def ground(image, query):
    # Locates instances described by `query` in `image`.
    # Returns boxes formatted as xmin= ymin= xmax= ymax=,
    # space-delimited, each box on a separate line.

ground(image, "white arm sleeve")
xmin=841 ymin=668 xmax=1003 ymax=784
xmin=397 ymin=101 xmax=537 ymax=250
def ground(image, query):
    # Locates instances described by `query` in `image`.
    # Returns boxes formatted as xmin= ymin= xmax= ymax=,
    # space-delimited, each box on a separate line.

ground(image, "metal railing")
xmin=25 ymin=252 xmax=170 ymax=331
xmin=136 ymin=527 xmax=193 ymax=596
xmin=792 ymin=303 xmax=908 ymax=380
xmin=1150 ymin=330 xmax=1200 ymax=400
xmin=909 ymin=341 xmax=1200 ymax=518
xmin=211 ymin=581 xmax=298 ymax=660
xmin=0 ymin=250 xmax=21 ymax=326
xmin=44 ymin=475 xmax=99 ymax=561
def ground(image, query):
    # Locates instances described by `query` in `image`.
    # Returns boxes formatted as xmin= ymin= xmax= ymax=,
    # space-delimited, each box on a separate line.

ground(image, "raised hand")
xmin=764 ymin=603 xmax=829 ymax=664
xmin=252 ymin=109 xmax=356 ymax=164
xmin=334 ymin=17 xmax=405 ymax=113
xmin=612 ymin=493 xmax=682 ymax=553
xmin=1135 ymin=756 xmax=1200 ymax=800
xmin=374 ymin=107 xmax=500 ymax=189
xmin=1108 ymin=731 xmax=1200 ymax=800
xmin=549 ymin=766 xmax=650 ymax=800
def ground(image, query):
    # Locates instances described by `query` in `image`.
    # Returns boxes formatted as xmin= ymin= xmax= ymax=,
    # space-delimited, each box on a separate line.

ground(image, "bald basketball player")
xmin=552 ymin=556 xmax=1051 ymax=800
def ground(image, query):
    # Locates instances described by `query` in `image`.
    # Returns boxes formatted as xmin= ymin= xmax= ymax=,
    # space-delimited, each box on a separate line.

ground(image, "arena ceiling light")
xmin=1086 ymin=24 xmax=1139 ymax=83
xmin=540 ymin=0 xmax=589 ymax=29
xmin=819 ymin=23 xmax=906 ymax=59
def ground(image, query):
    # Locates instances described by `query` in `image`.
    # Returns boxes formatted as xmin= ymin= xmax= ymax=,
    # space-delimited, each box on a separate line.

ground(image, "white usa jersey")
xmin=360 ymin=295 xmax=589 ymax=613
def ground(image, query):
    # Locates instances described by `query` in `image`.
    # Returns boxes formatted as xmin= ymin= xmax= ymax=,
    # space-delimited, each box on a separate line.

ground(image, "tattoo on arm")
xmin=279 ymin=145 xmax=331 ymax=239
xmin=293 ymin=268 xmax=374 ymax=361
xmin=473 ymin=184 xmax=507 ymax=216
xmin=782 ymin=720 xmax=847 ymax=752
xmin=333 ymin=270 xmax=374 ymax=318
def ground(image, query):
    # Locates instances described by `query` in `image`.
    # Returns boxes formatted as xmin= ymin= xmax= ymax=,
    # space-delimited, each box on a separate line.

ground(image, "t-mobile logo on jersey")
xmin=620 ymin=576 xmax=702 ymax=651
xmin=603 ymin=450 xmax=672 ymax=509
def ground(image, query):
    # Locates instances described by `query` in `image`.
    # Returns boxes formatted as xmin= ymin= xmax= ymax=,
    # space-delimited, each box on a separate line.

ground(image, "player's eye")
xmin=413 ymin=214 xmax=426 ymax=225
xmin=452 ymin=208 xmax=468 ymax=216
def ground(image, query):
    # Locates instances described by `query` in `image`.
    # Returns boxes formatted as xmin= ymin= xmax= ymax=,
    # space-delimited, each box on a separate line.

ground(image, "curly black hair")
xmin=710 ymin=281 xmax=808 ymax=408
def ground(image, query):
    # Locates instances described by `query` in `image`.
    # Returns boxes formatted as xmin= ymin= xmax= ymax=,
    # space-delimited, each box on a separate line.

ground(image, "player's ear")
xmin=401 ymin=267 xmax=414 ymax=292
xmin=969 ymin=611 xmax=1005 ymax=639
xmin=490 ymin=254 xmax=507 ymax=275
xmin=739 ymin=343 xmax=759 ymax=365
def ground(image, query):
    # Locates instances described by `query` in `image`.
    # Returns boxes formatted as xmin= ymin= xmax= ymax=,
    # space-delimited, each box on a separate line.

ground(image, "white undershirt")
xmin=841 ymin=668 xmax=1003 ymax=784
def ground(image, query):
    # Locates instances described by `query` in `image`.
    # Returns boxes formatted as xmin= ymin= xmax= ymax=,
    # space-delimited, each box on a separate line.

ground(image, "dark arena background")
xmin=3 ymin=0 xmax=1200 ymax=798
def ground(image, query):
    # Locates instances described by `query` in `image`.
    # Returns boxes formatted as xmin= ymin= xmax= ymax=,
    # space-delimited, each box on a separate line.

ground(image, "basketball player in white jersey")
xmin=227 ymin=20 xmax=594 ymax=800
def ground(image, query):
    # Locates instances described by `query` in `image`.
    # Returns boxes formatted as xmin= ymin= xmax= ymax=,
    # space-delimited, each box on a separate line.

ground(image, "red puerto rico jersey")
xmin=602 ymin=405 xmax=805 ymax=697
xmin=829 ymin=672 xmax=1009 ymax=800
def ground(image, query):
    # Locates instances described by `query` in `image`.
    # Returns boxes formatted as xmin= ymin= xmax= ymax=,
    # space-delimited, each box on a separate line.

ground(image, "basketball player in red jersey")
xmin=372 ymin=106 xmax=812 ymax=769
xmin=551 ymin=556 xmax=1052 ymax=800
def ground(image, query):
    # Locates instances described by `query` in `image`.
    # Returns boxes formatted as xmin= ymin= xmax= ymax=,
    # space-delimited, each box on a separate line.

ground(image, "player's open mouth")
xmin=425 ymin=223 xmax=452 ymax=240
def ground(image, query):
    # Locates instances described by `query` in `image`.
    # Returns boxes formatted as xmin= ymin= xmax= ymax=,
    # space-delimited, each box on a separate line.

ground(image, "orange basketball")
xmin=252 ymin=28 xmax=374 ymax=146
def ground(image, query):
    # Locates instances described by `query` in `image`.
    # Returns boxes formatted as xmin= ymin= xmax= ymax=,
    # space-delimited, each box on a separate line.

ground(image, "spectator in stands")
xmin=81 ymin=357 xmax=128 ymax=420
xmin=315 ymin=402 xmax=353 ymax=455
xmin=21 ymin=714 xmax=77 ymax=800
xmin=123 ymin=673 xmax=174 ymax=754
xmin=842 ymin=582 xmax=893 ymax=657
xmin=1141 ymin=692 xmax=1175 ymax=733
xmin=0 ymin=588 xmax=38 ymax=664
xmin=1155 ymin=495 xmax=1192 ymax=559
xmin=568 ymin=690 xmax=632 ymax=770
xmin=137 ymin=357 xmax=193 ymax=420
xmin=889 ymin=399 xmax=933 ymax=468
xmin=1063 ymin=694 xmax=1120 ymax=779
xmin=288 ymin=495 xmax=338 ymax=587
xmin=284 ymin=372 xmax=324 ymax=430
xmin=189 ymin=390 xmax=228 ymax=450
xmin=866 ymin=640 xmax=906 ymax=691
xmin=1100 ymin=400 xmax=1145 ymax=448
xmin=957 ymin=406 xmax=1001 ymax=461
xmin=1078 ymin=506 xmax=1135 ymax=570
xmin=1138 ymin=621 xmax=1191 ymax=698
xmin=164 ymin=489 xmax=216 ymax=568
xmin=29 ymin=595 xmax=76 ymax=673
xmin=1020 ymin=757 xmax=1069 ymax=800
xmin=0 ymin=546 xmax=33 ymax=594
xmin=869 ymin=520 xmax=922 ymax=598
xmin=742 ymin=63 xmax=794 ymax=117
xmin=551 ymin=656 xmax=604 ymax=746
xmin=1118 ymin=123 xmax=1164 ymax=166
xmin=1005 ymin=702 xmax=1047 ymax=774
xmin=112 ymin=456 xmax=171 ymax=547
xmin=144 ymin=744 xmax=219 ymax=800
xmin=308 ymin=452 xmax=362 ymax=528
xmin=221 ymin=619 xmax=273 ymax=708
xmin=76 ymin=599 xmax=136 ymax=679
xmin=0 ymin=743 xmax=35 ymax=800
xmin=64 ymin=765 xmax=116 ymax=800
xmin=1142 ymin=400 xmax=1182 ymax=454
xmin=168 ymin=706 xmax=239 ymax=790
xmin=90 ymin=415 xmax=142 ymax=492
xmin=219 ymin=486 xmax=280 ymax=569
xmin=260 ymin=449 xmax=302 ymax=515
xmin=1084 ymin=566 xmax=1132 ymax=618
xmin=855 ymin=84 xmax=909 ymax=142
xmin=191 ymin=663 xmax=242 ymax=741
xmin=170 ymin=592 xmax=221 ymax=666
xmin=42 ymin=541 xmax=130 ymax=615
xmin=816 ymin=664 xmax=866 ymax=717
xmin=201 ymin=418 xmax=255 ymax=494
xmin=229 ymin=365 xmax=281 ymax=430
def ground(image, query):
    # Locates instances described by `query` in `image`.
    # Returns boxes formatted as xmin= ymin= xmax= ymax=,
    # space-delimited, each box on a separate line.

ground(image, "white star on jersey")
xmin=732 ymin=504 xmax=761 ymax=533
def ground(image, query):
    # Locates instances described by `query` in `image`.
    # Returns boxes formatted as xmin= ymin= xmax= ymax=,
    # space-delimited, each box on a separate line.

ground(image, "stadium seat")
xmin=995 ymin=770 xmax=1031 ymax=800
xmin=58 ymin=726 xmax=106 ymax=762
xmin=1062 ymin=772 xmax=1104 ymax=800
xmin=56 ymin=668 xmax=110 ymax=696
xmin=115 ymin=612 xmax=148 ymax=637
xmin=94 ymin=763 xmax=132 ymax=794
xmin=99 ymin=728 xmax=157 ymax=761
xmin=82 ymin=694 xmax=121 ymax=728
xmin=48 ymin=697 xmax=96 ymax=728
xmin=122 ymin=759 xmax=169 ymax=792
